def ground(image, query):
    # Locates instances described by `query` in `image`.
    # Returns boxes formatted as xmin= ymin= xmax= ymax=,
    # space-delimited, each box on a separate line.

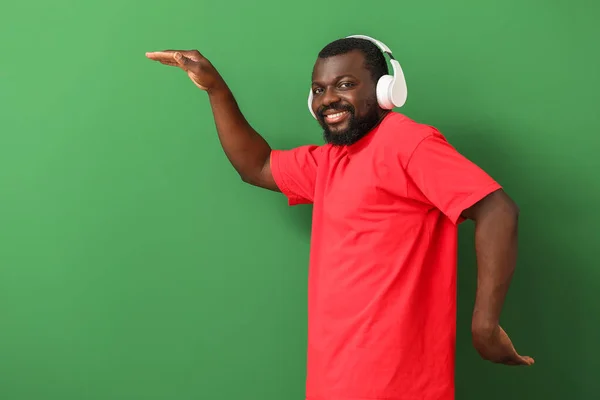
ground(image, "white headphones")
xmin=308 ymin=34 xmax=407 ymax=119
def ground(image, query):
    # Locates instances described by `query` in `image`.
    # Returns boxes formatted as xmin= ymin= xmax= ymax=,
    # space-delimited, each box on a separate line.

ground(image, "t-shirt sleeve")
xmin=405 ymin=131 xmax=502 ymax=224
xmin=270 ymin=145 xmax=322 ymax=206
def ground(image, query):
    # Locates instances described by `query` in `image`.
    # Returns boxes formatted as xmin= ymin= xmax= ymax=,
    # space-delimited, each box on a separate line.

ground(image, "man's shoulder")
xmin=376 ymin=112 xmax=443 ymax=158
xmin=379 ymin=112 xmax=441 ymax=141
xmin=271 ymin=142 xmax=339 ymax=167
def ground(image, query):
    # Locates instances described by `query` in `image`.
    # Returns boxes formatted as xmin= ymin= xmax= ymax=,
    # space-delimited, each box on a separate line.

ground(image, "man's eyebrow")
xmin=312 ymin=74 xmax=359 ymax=86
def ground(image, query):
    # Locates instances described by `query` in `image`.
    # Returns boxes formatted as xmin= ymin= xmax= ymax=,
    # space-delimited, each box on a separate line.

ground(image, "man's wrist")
xmin=206 ymin=78 xmax=229 ymax=97
xmin=471 ymin=310 xmax=498 ymax=336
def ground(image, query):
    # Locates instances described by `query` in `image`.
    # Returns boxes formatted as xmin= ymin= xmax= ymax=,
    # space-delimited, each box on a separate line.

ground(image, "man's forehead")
xmin=312 ymin=51 xmax=367 ymax=82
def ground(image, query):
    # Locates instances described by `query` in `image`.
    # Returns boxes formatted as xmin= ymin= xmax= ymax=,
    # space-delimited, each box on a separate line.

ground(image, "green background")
xmin=1 ymin=0 xmax=598 ymax=399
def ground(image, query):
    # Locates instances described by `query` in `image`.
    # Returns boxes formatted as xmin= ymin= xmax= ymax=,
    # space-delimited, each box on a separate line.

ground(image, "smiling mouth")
xmin=324 ymin=111 xmax=350 ymax=124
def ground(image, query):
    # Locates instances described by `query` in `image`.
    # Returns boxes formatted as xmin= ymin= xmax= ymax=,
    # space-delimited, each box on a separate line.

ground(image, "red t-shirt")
xmin=269 ymin=112 xmax=501 ymax=400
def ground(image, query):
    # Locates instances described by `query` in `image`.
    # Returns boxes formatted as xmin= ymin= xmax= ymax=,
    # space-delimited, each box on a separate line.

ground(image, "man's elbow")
xmin=239 ymin=168 xmax=269 ymax=189
xmin=494 ymin=190 xmax=519 ymax=219
xmin=240 ymin=171 xmax=260 ymax=186
xmin=508 ymin=197 xmax=520 ymax=219
xmin=497 ymin=190 xmax=520 ymax=221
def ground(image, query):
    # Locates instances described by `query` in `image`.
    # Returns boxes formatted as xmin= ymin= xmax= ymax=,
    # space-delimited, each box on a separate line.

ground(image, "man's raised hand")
xmin=145 ymin=50 xmax=225 ymax=92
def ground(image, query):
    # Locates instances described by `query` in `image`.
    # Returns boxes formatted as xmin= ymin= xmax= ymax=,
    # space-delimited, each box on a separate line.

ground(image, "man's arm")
xmin=146 ymin=49 xmax=279 ymax=191
xmin=207 ymin=82 xmax=279 ymax=191
xmin=461 ymin=189 xmax=519 ymax=332
xmin=400 ymin=129 xmax=533 ymax=366
xmin=461 ymin=189 xmax=534 ymax=366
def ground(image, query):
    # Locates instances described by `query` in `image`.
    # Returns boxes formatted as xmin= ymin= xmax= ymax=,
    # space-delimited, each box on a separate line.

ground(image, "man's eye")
xmin=339 ymin=82 xmax=354 ymax=88
xmin=313 ymin=88 xmax=323 ymax=94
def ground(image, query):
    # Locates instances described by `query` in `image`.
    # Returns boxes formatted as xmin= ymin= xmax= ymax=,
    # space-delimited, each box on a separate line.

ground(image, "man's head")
xmin=311 ymin=37 xmax=389 ymax=146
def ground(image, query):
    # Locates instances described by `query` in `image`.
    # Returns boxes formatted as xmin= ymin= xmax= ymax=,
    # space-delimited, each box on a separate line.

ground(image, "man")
xmin=146 ymin=37 xmax=533 ymax=400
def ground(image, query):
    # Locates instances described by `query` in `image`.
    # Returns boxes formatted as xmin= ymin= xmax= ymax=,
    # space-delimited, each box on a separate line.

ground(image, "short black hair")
xmin=317 ymin=37 xmax=389 ymax=83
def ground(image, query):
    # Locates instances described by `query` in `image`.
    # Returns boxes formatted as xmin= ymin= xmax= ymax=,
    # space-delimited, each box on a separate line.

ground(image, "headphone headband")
xmin=345 ymin=34 xmax=393 ymax=55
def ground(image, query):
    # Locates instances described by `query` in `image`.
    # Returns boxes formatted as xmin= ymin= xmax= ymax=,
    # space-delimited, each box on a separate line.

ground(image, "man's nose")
xmin=321 ymin=88 xmax=341 ymax=107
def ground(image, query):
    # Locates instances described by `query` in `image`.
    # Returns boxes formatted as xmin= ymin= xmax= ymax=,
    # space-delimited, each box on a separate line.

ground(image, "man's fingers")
xmin=520 ymin=355 xmax=535 ymax=365
xmin=173 ymin=52 xmax=189 ymax=66
xmin=147 ymin=58 xmax=179 ymax=67
xmin=145 ymin=51 xmax=172 ymax=60
xmin=506 ymin=353 xmax=534 ymax=366
xmin=146 ymin=51 xmax=198 ymax=71
xmin=146 ymin=51 xmax=184 ymax=63
xmin=146 ymin=50 xmax=202 ymax=62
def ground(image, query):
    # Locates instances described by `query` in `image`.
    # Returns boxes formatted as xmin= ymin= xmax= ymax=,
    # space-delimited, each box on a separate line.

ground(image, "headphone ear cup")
xmin=388 ymin=59 xmax=407 ymax=108
xmin=376 ymin=75 xmax=395 ymax=110
xmin=308 ymin=90 xmax=317 ymax=119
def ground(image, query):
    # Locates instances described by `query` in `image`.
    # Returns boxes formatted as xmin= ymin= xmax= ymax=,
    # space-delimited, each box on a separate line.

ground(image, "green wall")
xmin=1 ymin=0 xmax=598 ymax=399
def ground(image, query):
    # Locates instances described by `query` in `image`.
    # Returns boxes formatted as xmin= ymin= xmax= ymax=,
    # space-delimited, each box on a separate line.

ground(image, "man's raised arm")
xmin=146 ymin=49 xmax=279 ymax=191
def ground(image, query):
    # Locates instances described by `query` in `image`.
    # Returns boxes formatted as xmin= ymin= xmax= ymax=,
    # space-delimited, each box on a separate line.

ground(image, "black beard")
xmin=318 ymin=102 xmax=382 ymax=146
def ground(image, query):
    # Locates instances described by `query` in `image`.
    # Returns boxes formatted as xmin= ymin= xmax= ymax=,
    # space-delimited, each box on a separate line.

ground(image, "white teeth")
xmin=325 ymin=111 xmax=347 ymax=119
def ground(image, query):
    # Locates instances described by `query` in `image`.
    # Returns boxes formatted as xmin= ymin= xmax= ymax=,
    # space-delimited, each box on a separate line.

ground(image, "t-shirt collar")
xmin=344 ymin=111 xmax=394 ymax=155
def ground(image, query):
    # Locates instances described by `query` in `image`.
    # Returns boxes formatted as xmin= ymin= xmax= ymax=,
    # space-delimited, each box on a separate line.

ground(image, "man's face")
xmin=310 ymin=50 xmax=385 ymax=146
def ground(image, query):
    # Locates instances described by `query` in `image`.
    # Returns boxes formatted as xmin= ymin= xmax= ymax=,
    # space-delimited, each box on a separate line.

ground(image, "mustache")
xmin=317 ymin=103 xmax=354 ymax=119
